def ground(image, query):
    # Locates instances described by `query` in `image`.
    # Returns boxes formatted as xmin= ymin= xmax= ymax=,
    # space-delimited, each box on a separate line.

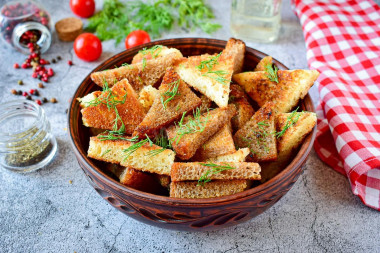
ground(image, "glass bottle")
xmin=230 ymin=0 xmax=282 ymax=43
xmin=0 ymin=0 xmax=52 ymax=54
xmin=0 ymin=100 xmax=58 ymax=173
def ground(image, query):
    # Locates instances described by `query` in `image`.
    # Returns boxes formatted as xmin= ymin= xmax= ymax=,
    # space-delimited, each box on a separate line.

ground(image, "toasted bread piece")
xmin=198 ymin=95 xmax=213 ymax=114
xmin=171 ymin=162 xmax=260 ymax=182
xmin=77 ymin=91 xmax=102 ymax=108
xmin=119 ymin=167 xmax=163 ymax=193
xmin=260 ymin=112 xmax=317 ymax=182
xmin=229 ymin=84 xmax=255 ymax=132
xmin=91 ymin=51 xmax=182 ymax=92
xmin=192 ymin=123 xmax=235 ymax=161
xmin=175 ymin=53 xmax=234 ymax=108
xmin=154 ymin=174 xmax=171 ymax=189
xmin=170 ymin=180 xmax=251 ymax=198
xmin=234 ymin=102 xmax=277 ymax=162
xmin=207 ymin=148 xmax=250 ymax=163
xmin=233 ymin=69 xmax=319 ymax=111
xmin=166 ymin=105 xmax=237 ymax=160
xmin=80 ymin=79 xmax=146 ymax=134
xmin=132 ymin=46 xmax=183 ymax=64
xmin=220 ymin=38 xmax=245 ymax=74
xmin=254 ymin=56 xmax=273 ymax=71
xmin=138 ymin=85 xmax=160 ymax=113
xmin=134 ymin=68 xmax=202 ymax=137
xmin=87 ymin=136 xmax=175 ymax=175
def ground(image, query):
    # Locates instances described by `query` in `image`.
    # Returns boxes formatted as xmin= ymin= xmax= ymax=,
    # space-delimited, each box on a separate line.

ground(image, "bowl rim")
xmin=68 ymin=37 xmax=316 ymax=206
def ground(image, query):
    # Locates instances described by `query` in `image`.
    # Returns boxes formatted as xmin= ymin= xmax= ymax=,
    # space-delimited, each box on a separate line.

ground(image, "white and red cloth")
xmin=293 ymin=0 xmax=380 ymax=210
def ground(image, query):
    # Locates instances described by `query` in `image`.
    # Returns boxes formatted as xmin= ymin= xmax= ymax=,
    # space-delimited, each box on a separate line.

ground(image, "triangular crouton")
xmin=233 ymin=69 xmax=319 ymax=111
xmin=229 ymin=84 xmax=255 ymax=132
xmin=134 ymin=68 xmax=202 ymax=137
xmin=91 ymin=50 xmax=182 ymax=92
xmin=170 ymin=180 xmax=251 ymax=198
xmin=260 ymin=111 xmax=317 ymax=182
xmin=254 ymin=56 xmax=273 ymax=71
xmin=234 ymin=102 xmax=277 ymax=162
xmin=87 ymin=135 xmax=175 ymax=175
xmin=80 ymin=79 xmax=146 ymax=135
xmin=131 ymin=46 xmax=183 ymax=64
xmin=174 ymin=53 xmax=234 ymax=108
xmin=171 ymin=162 xmax=261 ymax=182
xmin=220 ymin=38 xmax=246 ymax=74
xmin=207 ymin=148 xmax=250 ymax=163
xmin=192 ymin=123 xmax=235 ymax=161
xmin=166 ymin=105 xmax=237 ymax=160
xmin=138 ymin=85 xmax=160 ymax=113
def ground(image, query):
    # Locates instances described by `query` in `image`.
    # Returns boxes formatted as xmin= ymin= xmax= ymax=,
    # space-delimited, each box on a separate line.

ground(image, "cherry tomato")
xmin=74 ymin=33 xmax=102 ymax=62
xmin=125 ymin=30 xmax=151 ymax=49
xmin=70 ymin=0 xmax=95 ymax=18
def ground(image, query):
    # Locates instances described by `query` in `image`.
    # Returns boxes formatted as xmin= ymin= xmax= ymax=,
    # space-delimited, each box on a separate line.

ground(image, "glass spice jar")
xmin=0 ymin=100 xmax=58 ymax=173
xmin=0 ymin=0 xmax=52 ymax=54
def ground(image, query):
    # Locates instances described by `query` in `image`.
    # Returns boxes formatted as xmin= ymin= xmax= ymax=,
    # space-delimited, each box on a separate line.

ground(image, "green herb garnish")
xmin=265 ymin=63 xmax=279 ymax=83
xmin=147 ymin=130 xmax=172 ymax=157
xmin=276 ymin=107 xmax=300 ymax=138
xmin=101 ymin=149 xmax=111 ymax=157
xmin=197 ymin=52 xmax=222 ymax=71
xmin=172 ymin=108 xmax=209 ymax=144
xmin=97 ymin=132 xmax=138 ymax=142
xmin=87 ymin=0 xmax=221 ymax=45
xmin=202 ymin=70 xmax=229 ymax=85
xmin=197 ymin=163 xmax=236 ymax=186
xmin=160 ymin=79 xmax=180 ymax=109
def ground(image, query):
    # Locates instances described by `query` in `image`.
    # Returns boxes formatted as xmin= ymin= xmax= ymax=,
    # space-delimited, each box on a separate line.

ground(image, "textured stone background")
xmin=0 ymin=0 xmax=379 ymax=252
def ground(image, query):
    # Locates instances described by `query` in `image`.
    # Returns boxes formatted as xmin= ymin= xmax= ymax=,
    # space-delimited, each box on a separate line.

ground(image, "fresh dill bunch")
xmin=265 ymin=63 xmax=279 ymax=83
xmin=172 ymin=108 xmax=209 ymax=144
xmin=276 ymin=107 xmax=301 ymax=138
xmin=197 ymin=163 xmax=236 ymax=186
xmin=160 ymin=79 xmax=181 ymax=109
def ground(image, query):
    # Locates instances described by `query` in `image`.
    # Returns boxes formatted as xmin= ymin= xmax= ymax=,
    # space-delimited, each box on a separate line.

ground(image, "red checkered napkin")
xmin=293 ymin=0 xmax=380 ymax=210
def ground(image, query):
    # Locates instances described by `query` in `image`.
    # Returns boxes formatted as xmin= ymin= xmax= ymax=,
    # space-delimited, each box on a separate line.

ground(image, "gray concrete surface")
xmin=0 ymin=0 xmax=379 ymax=252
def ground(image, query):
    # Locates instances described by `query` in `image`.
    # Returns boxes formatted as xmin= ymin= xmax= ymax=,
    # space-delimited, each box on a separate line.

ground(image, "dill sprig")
xmin=123 ymin=134 xmax=153 ymax=159
xmin=86 ymin=81 xmax=127 ymax=134
xmin=160 ymin=79 xmax=180 ymax=109
xmin=276 ymin=107 xmax=300 ymax=138
xmin=202 ymin=70 xmax=229 ymax=85
xmin=101 ymin=149 xmax=111 ymax=157
xmin=139 ymin=45 xmax=163 ymax=58
xmin=197 ymin=52 xmax=222 ymax=71
xmin=97 ymin=132 xmax=138 ymax=142
xmin=142 ymin=58 xmax=147 ymax=71
xmin=197 ymin=163 xmax=236 ymax=186
xmin=265 ymin=63 xmax=279 ymax=83
xmin=172 ymin=108 xmax=209 ymax=144
xmin=147 ymin=130 xmax=172 ymax=157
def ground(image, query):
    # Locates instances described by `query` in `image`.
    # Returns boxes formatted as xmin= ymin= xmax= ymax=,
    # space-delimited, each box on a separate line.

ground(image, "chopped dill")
xmin=197 ymin=163 xmax=236 ymax=186
xmin=265 ymin=63 xmax=279 ymax=83
xmin=101 ymin=149 xmax=111 ymax=157
xmin=139 ymin=45 xmax=163 ymax=58
xmin=276 ymin=107 xmax=300 ymax=138
xmin=147 ymin=130 xmax=172 ymax=157
xmin=142 ymin=58 xmax=147 ymax=71
xmin=202 ymin=70 xmax=229 ymax=85
xmin=197 ymin=52 xmax=222 ymax=71
xmin=160 ymin=79 xmax=180 ymax=109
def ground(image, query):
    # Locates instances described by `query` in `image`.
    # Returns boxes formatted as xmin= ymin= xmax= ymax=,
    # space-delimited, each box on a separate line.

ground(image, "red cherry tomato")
xmin=70 ymin=0 xmax=95 ymax=18
xmin=74 ymin=33 xmax=102 ymax=62
xmin=125 ymin=30 xmax=151 ymax=49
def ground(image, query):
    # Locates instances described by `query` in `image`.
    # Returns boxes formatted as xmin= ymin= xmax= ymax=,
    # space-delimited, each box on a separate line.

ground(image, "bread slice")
xmin=154 ymin=174 xmax=171 ymax=189
xmin=192 ymin=123 xmax=235 ymax=161
xmin=234 ymin=102 xmax=277 ymax=162
xmin=174 ymin=53 xmax=234 ymax=108
xmin=134 ymin=67 xmax=202 ymax=137
xmin=220 ymin=38 xmax=245 ymax=74
xmin=233 ymin=69 xmax=319 ymax=111
xmin=170 ymin=180 xmax=251 ymax=198
xmin=91 ymin=51 xmax=182 ymax=92
xmin=80 ymin=79 xmax=146 ymax=134
xmin=131 ymin=46 xmax=183 ymax=64
xmin=260 ymin=111 xmax=317 ymax=182
xmin=228 ymin=84 xmax=255 ymax=132
xmin=77 ymin=91 xmax=101 ymax=108
xmin=254 ymin=56 xmax=273 ymax=71
xmin=198 ymin=95 xmax=213 ymax=114
xmin=138 ymin=85 xmax=160 ymax=113
xmin=207 ymin=148 xmax=250 ymax=163
xmin=166 ymin=105 xmax=237 ymax=160
xmin=171 ymin=162 xmax=261 ymax=182
xmin=87 ymin=136 xmax=175 ymax=175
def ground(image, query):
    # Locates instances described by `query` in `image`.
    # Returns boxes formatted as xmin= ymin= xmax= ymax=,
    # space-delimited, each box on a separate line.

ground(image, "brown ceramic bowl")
xmin=68 ymin=38 xmax=316 ymax=231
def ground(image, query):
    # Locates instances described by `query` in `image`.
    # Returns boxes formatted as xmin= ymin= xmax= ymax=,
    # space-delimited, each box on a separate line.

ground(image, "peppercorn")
xmin=38 ymin=83 xmax=44 ymax=88
xmin=35 ymin=99 xmax=42 ymax=105
xmin=17 ymin=90 xmax=22 ymax=95
xmin=57 ymin=56 xmax=62 ymax=60
xmin=22 ymin=91 xmax=28 ymax=96
xmin=18 ymin=80 xmax=23 ymax=85
xmin=13 ymin=63 xmax=19 ymax=69
xmin=11 ymin=89 xmax=17 ymax=95
xmin=68 ymin=60 xmax=73 ymax=66
xmin=34 ymin=90 xmax=39 ymax=96
xmin=50 ymin=97 xmax=57 ymax=103
xmin=52 ymin=59 xmax=56 ymax=63
xmin=42 ymin=97 xmax=48 ymax=103
xmin=26 ymin=95 xmax=32 ymax=100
